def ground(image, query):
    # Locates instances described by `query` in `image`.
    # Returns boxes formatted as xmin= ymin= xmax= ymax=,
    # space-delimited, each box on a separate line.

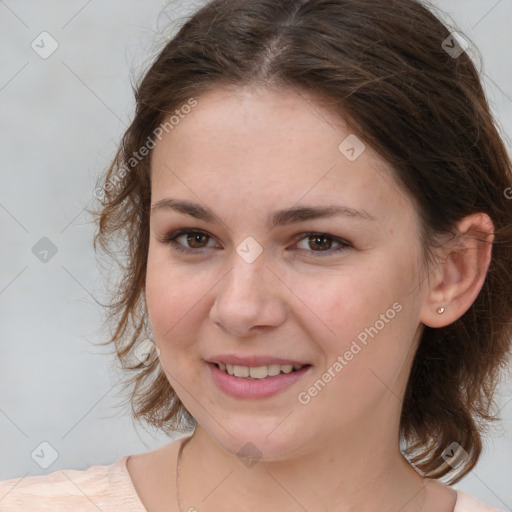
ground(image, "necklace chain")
xmin=176 ymin=434 xmax=193 ymax=512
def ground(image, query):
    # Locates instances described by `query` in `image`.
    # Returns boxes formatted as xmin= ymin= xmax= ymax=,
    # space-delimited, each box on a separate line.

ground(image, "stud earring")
xmin=437 ymin=306 xmax=446 ymax=314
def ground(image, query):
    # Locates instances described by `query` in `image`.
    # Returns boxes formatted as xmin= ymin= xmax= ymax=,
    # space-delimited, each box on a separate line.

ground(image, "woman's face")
xmin=146 ymin=84 xmax=430 ymax=459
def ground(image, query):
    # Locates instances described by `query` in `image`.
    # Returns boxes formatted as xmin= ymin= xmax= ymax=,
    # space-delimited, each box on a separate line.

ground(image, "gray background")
xmin=0 ymin=0 xmax=511 ymax=509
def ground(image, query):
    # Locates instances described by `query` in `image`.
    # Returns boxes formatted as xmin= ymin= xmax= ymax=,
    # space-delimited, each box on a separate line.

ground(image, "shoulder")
xmin=454 ymin=489 xmax=506 ymax=512
xmin=0 ymin=455 xmax=140 ymax=512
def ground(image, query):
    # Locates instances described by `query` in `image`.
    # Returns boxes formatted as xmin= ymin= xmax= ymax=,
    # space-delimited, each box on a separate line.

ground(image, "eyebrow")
xmin=150 ymin=198 xmax=376 ymax=228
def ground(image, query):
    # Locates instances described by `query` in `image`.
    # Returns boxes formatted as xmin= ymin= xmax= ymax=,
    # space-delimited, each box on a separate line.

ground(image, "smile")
xmin=215 ymin=362 xmax=306 ymax=379
xmin=207 ymin=362 xmax=312 ymax=399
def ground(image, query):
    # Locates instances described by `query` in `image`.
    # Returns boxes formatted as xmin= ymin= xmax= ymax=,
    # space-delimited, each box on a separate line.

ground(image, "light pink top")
xmin=0 ymin=455 xmax=504 ymax=511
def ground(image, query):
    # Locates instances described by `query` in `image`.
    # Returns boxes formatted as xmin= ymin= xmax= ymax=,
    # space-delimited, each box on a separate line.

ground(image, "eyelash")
xmin=159 ymin=228 xmax=352 ymax=257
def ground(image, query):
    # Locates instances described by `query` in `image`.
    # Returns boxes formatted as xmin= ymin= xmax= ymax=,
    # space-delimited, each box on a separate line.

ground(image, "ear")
xmin=420 ymin=212 xmax=494 ymax=328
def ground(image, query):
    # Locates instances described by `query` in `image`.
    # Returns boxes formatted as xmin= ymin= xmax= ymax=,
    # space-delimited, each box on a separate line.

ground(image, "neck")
xmin=177 ymin=422 xmax=429 ymax=512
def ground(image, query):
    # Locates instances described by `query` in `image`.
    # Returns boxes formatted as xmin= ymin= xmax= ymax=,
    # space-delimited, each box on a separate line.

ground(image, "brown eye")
xmin=183 ymin=232 xmax=210 ymax=248
xmin=294 ymin=232 xmax=351 ymax=256
xmin=160 ymin=229 xmax=351 ymax=257
xmin=161 ymin=229 xmax=217 ymax=253
xmin=307 ymin=235 xmax=333 ymax=251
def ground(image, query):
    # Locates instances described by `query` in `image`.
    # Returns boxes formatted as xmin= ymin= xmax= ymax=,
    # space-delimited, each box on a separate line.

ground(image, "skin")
xmin=127 ymin=84 xmax=494 ymax=512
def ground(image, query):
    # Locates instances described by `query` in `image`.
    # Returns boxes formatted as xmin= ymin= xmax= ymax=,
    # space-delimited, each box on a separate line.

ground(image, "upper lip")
xmin=207 ymin=354 xmax=311 ymax=367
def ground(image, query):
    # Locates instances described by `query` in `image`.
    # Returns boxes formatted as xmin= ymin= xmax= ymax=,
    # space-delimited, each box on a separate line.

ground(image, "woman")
xmin=1 ymin=0 xmax=511 ymax=511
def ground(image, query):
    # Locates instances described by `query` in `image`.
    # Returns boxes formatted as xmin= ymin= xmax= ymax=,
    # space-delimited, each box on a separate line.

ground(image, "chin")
xmin=203 ymin=418 xmax=311 ymax=463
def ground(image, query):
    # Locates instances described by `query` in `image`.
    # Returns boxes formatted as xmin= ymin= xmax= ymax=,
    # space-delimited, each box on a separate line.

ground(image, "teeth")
xmin=235 ymin=365 xmax=250 ymax=378
xmin=217 ymin=363 xmax=305 ymax=379
xmin=267 ymin=364 xmax=281 ymax=376
xmin=249 ymin=366 xmax=267 ymax=379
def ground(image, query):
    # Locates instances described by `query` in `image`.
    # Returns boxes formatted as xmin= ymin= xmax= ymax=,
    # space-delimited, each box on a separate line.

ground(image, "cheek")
xmin=292 ymin=269 xmax=419 ymax=421
xmin=292 ymin=255 xmax=420 ymax=365
xmin=145 ymin=253 xmax=210 ymax=349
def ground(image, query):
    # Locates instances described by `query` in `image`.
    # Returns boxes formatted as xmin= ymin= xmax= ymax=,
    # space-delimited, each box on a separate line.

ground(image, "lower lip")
xmin=207 ymin=362 xmax=312 ymax=399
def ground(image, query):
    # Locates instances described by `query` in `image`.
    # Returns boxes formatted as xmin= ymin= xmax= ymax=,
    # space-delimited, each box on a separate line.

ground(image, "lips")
xmin=207 ymin=361 xmax=312 ymax=399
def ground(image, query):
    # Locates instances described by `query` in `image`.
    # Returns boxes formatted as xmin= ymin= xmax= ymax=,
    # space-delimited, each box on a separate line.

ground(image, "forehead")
xmin=153 ymin=84 xmax=353 ymax=165
xmin=150 ymin=84 xmax=414 ymax=224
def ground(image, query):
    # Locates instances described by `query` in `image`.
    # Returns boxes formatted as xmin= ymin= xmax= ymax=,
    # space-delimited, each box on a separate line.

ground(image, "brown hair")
xmin=89 ymin=0 xmax=512 ymax=483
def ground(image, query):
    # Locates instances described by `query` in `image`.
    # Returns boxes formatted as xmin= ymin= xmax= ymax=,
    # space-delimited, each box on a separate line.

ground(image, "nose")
xmin=209 ymin=252 xmax=288 ymax=337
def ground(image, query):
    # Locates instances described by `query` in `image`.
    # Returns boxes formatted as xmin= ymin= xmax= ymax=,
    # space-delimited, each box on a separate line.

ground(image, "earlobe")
xmin=420 ymin=213 xmax=494 ymax=328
